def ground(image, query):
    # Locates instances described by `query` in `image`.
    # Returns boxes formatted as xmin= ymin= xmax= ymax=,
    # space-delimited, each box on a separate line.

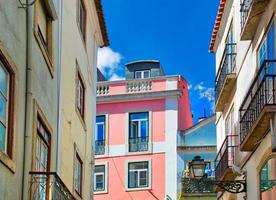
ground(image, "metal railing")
xmin=29 ymin=171 xmax=75 ymax=200
xmin=129 ymin=136 xmax=149 ymax=152
xmin=240 ymin=0 xmax=253 ymax=30
xmin=95 ymin=140 xmax=105 ymax=155
xmin=182 ymin=177 xmax=216 ymax=194
xmin=215 ymin=43 xmax=237 ymax=101
xmin=126 ymin=80 xmax=152 ymax=92
xmin=215 ymin=135 xmax=238 ymax=181
xmin=240 ymin=60 xmax=276 ymax=144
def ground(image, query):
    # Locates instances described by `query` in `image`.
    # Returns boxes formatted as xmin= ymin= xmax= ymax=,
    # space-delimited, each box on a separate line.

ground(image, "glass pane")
xmin=96 ymin=124 xmax=104 ymax=141
xmin=135 ymin=71 xmax=142 ymax=79
xmin=143 ymin=71 xmax=150 ymax=78
xmin=95 ymin=165 xmax=105 ymax=173
xmin=129 ymin=171 xmax=137 ymax=188
xmin=140 ymin=120 xmax=148 ymax=138
xmin=96 ymin=116 xmax=105 ymax=123
xmin=260 ymin=157 xmax=276 ymax=199
xmin=130 ymin=121 xmax=138 ymax=138
xmin=0 ymin=63 xmax=8 ymax=97
xmin=130 ymin=112 xmax=148 ymax=120
xmin=0 ymin=122 xmax=6 ymax=152
xmin=129 ymin=162 xmax=148 ymax=170
xmin=0 ymin=95 xmax=7 ymax=125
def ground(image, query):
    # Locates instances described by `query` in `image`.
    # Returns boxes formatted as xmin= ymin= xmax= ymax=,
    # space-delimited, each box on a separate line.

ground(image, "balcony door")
xmin=129 ymin=112 xmax=149 ymax=152
xmin=257 ymin=23 xmax=275 ymax=104
xmin=226 ymin=25 xmax=235 ymax=73
xmin=95 ymin=115 xmax=105 ymax=155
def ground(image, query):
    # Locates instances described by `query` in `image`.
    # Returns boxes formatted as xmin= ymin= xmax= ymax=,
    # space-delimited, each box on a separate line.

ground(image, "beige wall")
xmin=60 ymin=0 xmax=103 ymax=199
xmin=0 ymin=0 xmax=26 ymax=199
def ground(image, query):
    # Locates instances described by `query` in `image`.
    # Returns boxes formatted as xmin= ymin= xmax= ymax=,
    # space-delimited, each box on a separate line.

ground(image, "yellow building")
xmin=0 ymin=0 xmax=108 ymax=199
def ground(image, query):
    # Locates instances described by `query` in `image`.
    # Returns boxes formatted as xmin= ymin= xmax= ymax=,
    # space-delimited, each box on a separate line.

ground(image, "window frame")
xmin=75 ymin=65 xmax=86 ymax=129
xmin=94 ymin=162 xmax=108 ymax=194
xmin=77 ymin=0 xmax=87 ymax=45
xmin=0 ymin=44 xmax=16 ymax=172
xmin=134 ymin=70 xmax=151 ymax=79
xmin=125 ymin=159 xmax=152 ymax=191
xmin=126 ymin=111 xmax=152 ymax=155
xmin=34 ymin=0 xmax=57 ymax=77
xmin=74 ymin=152 xmax=83 ymax=197
xmin=95 ymin=115 xmax=107 ymax=156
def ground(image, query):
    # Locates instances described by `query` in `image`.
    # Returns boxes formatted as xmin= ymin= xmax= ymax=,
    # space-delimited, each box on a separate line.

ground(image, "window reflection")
xmin=260 ymin=157 xmax=276 ymax=200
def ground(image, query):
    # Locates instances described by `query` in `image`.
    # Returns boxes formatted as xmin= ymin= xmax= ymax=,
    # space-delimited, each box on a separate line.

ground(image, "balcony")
xmin=181 ymin=177 xmax=216 ymax=195
xmin=215 ymin=43 xmax=237 ymax=112
xmin=129 ymin=137 xmax=149 ymax=152
xmin=240 ymin=60 xmax=276 ymax=151
xmin=29 ymin=171 xmax=75 ymax=200
xmin=95 ymin=140 xmax=105 ymax=155
xmin=240 ymin=0 xmax=269 ymax=40
xmin=215 ymin=135 xmax=238 ymax=182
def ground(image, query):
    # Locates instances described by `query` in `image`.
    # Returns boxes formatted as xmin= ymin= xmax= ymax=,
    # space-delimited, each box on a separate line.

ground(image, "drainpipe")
xmin=56 ymin=0 xmax=64 ymax=174
xmin=21 ymin=0 xmax=35 ymax=199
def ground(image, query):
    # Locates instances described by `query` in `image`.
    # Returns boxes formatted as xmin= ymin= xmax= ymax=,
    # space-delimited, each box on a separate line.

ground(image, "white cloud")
xmin=97 ymin=47 xmax=122 ymax=76
xmin=109 ymin=74 xmax=125 ymax=81
xmin=193 ymin=82 xmax=214 ymax=101
xmin=188 ymin=84 xmax=193 ymax=90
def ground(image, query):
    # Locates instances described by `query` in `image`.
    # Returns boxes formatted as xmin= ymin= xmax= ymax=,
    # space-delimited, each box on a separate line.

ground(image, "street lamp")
xmin=189 ymin=156 xmax=206 ymax=178
xmin=182 ymin=156 xmax=247 ymax=195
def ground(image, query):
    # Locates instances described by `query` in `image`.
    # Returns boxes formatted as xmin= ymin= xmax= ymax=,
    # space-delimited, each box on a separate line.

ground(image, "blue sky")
xmin=98 ymin=0 xmax=220 ymax=123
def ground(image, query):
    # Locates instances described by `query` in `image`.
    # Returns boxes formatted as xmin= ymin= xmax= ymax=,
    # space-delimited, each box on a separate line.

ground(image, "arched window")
xmin=260 ymin=157 xmax=276 ymax=199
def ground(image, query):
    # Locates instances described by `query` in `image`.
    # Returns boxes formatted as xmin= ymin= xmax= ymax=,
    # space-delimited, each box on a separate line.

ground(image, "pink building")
xmin=94 ymin=60 xmax=193 ymax=199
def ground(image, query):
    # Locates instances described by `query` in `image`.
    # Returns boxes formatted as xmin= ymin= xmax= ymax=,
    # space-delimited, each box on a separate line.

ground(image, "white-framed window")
xmin=129 ymin=112 xmax=149 ymax=152
xmin=135 ymin=70 xmax=150 ymax=79
xmin=94 ymin=165 xmax=105 ymax=192
xmin=127 ymin=161 xmax=150 ymax=189
xmin=95 ymin=115 xmax=105 ymax=155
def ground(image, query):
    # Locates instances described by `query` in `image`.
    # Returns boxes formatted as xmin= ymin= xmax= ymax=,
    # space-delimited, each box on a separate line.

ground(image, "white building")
xmin=210 ymin=0 xmax=276 ymax=199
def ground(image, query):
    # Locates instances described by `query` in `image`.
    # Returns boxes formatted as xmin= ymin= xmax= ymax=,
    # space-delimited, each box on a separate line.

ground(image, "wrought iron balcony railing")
xmin=95 ymin=140 xmax=105 ymax=155
xmin=240 ymin=0 xmax=269 ymax=40
xmin=215 ymin=43 xmax=236 ymax=111
xmin=240 ymin=60 xmax=276 ymax=150
xmin=240 ymin=0 xmax=252 ymax=30
xmin=215 ymin=135 xmax=238 ymax=181
xmin=29 ymin=171 xmax=75 ymax=200
xmin=129 ymin=136 xmax=149 ymax=152
xmin=182 ymin=177 xmax=216 ymax=194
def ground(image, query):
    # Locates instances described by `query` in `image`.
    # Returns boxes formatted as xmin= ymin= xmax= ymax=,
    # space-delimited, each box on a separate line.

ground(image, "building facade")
xmin=210 ymin=0 xmax=276 ymax=199
xmin=94 ymin=60 xmax=193 ymax=200
xmin=177 ymin=115 xmax=217 ymax=200
xmin=0 ymin=0 xmax=108 ymax=199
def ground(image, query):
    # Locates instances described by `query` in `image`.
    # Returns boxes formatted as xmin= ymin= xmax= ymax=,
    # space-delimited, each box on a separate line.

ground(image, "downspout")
xmin=56 ymin=0 xmax=64 ymax=175
xmin=21 ymin=0 xmax=35 ymax=199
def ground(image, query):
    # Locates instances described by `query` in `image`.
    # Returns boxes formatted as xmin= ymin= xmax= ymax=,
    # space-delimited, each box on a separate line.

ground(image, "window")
xmin=225 ymin=107 xmax=234 ymax=136
xmin=0 ymin=62 xmax=9 ymax=154
xmin=0 ymin=57 xmax=14 ymax=158
xmin=129 ymin=112 xmax=149 ymax=152
xmin=77 ymin=73 xmax=85 ymax=119
xmin=128 ymin=161 xmax=149 ymax=189
xmin=74 ymin=153 xmax=83 ymax=196
xmin=94 ymin=165 xmax=106 ymax=192
xmin=34 ymin=0 xmax=55 ymax=72
xmin=259 ymin=157 xmax=276 ymax=199
xmin=77 ymin=0 xmax=86 ymax=42
xmin=257 ymin=22 xmax=274 ymax=68
xmin=95 ymin=116 xmax=106 ymax=155
xmin=135 ymin=70 xmax=150 ymax=79
xmin=33 ymin=118 xmax=50 ymax=200
xmin=225 ymin=24 xmax=235 ymax=73
xmin=35 ymin=119 xmax=50 ymax=172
